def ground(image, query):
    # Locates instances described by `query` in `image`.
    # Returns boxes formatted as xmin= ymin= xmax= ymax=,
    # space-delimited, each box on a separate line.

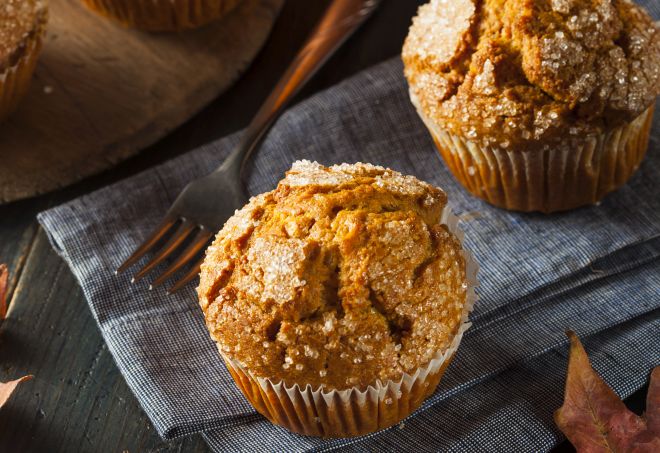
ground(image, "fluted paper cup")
xmin=220 ymin=205 xmax=479 ymax=438
xmin=411 ymin=91 xmax=654 ymax=213
xmin=80 ymin=0 xmax=243 ymax=31
xmin=0 ymin=22 xmax=45 ymax=122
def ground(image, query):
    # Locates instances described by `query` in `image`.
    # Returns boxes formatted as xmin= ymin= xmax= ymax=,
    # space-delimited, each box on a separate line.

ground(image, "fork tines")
xmin=117 ymin=216 xmax=212 ymax=294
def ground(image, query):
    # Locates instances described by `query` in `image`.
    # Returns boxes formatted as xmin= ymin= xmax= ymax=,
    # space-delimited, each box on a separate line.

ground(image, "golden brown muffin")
xmin=80 ymin=0 xmax=243 ymax=32
xmin=198 ymin=161 xmax=474 ymax=437
xmin=0 ymin=0 xmax=47 ymax=122
xmin=403 ymin=0 xmax=660 ymax=213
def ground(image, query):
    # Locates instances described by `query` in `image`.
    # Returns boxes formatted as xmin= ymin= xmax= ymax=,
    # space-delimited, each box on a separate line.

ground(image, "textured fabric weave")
xmin=38 ymin=3 xmax=659 ymax=449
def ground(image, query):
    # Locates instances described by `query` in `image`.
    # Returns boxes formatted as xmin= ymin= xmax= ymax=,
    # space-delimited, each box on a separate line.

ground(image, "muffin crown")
xmin=403 ymin=0 xmax=660 ymax=147
xmin=198 ymin=161 xmax=468 ymax=390
xmin=0 ymin=0 xmax=47 ymax=71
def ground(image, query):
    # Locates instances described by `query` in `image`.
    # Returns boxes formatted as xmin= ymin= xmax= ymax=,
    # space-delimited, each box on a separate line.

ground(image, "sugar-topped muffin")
xmin=403 ymin=0 xmax=660 ymax=212
xmin=198 ymin=161 xmax=474 ymax=437
xmin=0 ymin=0 xmax=47 ymax=121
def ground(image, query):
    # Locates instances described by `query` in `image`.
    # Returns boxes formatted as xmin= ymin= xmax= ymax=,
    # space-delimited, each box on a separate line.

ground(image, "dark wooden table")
xmin=0 ymin=1 xmax=647 ymax=452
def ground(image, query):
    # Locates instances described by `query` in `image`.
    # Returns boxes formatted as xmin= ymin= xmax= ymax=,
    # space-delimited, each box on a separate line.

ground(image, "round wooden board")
xmin=0 ymin=0 xmax=284 ymax=204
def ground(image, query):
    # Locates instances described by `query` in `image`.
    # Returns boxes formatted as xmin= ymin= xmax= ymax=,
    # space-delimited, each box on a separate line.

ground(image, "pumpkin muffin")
xmin=0 ymin=0 xmax=47 ymax=122
xmin=198 ymin=161 xmax=477 ymax=437
xmin=403 ymin=0 xmax=660 ymax=213
xmin=80 ymin=0 xmax=243 ymax=31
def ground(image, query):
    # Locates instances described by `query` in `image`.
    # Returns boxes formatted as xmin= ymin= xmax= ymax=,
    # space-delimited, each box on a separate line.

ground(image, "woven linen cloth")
xmin=38 ymin=5 xmax=660 ymax=450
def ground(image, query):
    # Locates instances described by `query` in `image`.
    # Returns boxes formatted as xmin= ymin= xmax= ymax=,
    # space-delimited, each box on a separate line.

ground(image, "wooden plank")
xmin=0 ymin=197 xmax=51 ymax=304
xmin=0 ymin=0 xmax=284 ymax=204
xmin=0 ymin=229 xmax=208 ymax=452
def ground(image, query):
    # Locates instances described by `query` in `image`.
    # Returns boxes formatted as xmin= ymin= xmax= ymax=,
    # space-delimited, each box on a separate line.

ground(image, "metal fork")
xmin=116 ymin=0 xmax=381 ymax=293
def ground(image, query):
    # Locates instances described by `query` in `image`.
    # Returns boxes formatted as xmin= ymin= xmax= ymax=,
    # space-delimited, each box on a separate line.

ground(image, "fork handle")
xmin=218 ymin=0 xmax=381 ymax=177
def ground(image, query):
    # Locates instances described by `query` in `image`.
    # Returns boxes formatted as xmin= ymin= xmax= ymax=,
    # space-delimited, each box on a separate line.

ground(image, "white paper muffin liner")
xmin=410 ymin=90 xmax=654 ymax=213
xmin=220 ymin=205 xmax=479 ymax=438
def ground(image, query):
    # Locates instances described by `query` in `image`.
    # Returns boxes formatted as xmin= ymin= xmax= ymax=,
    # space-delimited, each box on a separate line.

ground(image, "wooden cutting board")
xmin=0 ymin=0 xmax=284 ymax=204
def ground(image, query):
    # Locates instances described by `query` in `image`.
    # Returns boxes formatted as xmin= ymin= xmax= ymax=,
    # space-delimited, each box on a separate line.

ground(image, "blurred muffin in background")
xmin=80 ymin=0 xmax=243 ymax=32
xmin=0 ymin=0 xmax=47 ymax=122
xmin=403 ymin=0 xmax=660 ymax=213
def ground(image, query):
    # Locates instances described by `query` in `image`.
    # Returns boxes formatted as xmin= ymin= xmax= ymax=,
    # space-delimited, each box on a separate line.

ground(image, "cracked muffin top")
xmin=402 ymin=0 xmax=660 ymax=148
xmin=0 ymin=0 xmax=46 ymax=71
xmin=198 ymin=161 xmax=468 ymax=390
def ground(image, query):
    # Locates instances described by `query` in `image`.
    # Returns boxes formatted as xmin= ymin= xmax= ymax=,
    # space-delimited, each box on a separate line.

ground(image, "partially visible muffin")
xmin=0 ymin=0 xmax=47 ymax=122
xmin=80 ymin=0 xmax=243 ymax=32
xmin=403 ymin=0 xmax=660 ymax=212
xmin=199 ymin=161 xmax=473 ymax=436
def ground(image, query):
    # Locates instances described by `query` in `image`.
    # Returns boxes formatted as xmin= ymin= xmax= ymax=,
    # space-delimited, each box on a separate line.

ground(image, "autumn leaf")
xmin=0 ymin=264 xmax=33 ymax=411
xmin=0 ymin=375 xmax=33 ymax=409
xmin=0 ymin=263 xmax=7 ymax=319
xmin=555 ymin=331 xmax=660 ymax=453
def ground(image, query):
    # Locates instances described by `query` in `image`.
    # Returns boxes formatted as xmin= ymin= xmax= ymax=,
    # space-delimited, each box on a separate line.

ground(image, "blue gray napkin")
xmin=38 ymin=7 xmax=660 ymax=450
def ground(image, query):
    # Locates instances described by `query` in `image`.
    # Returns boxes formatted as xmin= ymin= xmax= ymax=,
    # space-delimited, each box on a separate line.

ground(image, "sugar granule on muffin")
xmin=198 ymin=161 xmax=468 ymax=390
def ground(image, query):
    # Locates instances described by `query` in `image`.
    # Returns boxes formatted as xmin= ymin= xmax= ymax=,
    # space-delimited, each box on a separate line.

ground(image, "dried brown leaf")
xmin=0 ymin=263 xmax=7 ymax=319
xmin=0 ymin=265 xmax=33 ymax=411
xmin=0 ymin=375 xmax=33 ymax=409
xmin=555 ymin=331 xmax=660 ymax=452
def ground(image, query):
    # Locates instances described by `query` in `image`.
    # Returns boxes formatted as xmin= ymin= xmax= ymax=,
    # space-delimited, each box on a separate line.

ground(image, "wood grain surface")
xmin=0 ymin=0 xmax=647 ymax=451
xmin=0 ymin=0 xmax=283 ymax=204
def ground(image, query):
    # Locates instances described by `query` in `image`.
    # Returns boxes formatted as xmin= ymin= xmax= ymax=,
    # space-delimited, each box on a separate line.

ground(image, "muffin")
xmin=0 ymin=0 xmax=47 ymax=122
xmin=403 ymin=0 xmax=660 ymax=213
xmin=80 ymin=0 xmax=243 ymax=31
xmin=198 ymin=161 xmax=478 ymax=437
